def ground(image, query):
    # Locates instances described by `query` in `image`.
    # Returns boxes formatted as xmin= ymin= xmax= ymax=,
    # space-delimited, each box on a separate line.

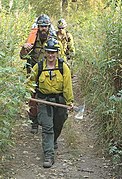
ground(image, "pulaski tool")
xmin=28 ymin=98 xmax=85 ymax=120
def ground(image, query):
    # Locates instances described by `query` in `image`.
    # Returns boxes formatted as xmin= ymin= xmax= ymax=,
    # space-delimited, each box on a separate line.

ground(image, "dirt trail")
xmin=1 ymin=76 xmax=114 ymax=179
xmin=1 ymin=116 xmax=113 ymax=179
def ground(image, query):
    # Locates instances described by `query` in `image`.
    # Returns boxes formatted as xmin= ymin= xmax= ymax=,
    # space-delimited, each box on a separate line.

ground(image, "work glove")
xmin=23 ymin=43 xmax=33 ymax=51
xmin=67 ymin=102 xmax=74 ymax=111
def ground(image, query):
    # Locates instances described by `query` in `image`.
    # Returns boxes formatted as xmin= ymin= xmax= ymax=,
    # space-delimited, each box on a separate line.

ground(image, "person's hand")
xmin=23 ymin=43 xmax=33 ymax=50
xmin=67 ymin=103 xmax=74 ymax=111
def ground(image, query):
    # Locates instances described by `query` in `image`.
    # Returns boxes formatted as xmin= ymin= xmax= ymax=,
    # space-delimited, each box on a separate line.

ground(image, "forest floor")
xmin=0 ymin=76 xmax=120 ymax=179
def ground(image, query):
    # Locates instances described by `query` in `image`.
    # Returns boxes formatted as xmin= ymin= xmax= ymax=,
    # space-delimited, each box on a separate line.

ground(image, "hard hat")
xmin=37 ymin=14 xmax=51 ymax=26
xmin=57 ymin=18 xmax=67 ymax=29
xmin=44 ymin=38 xmax=60 ymax=52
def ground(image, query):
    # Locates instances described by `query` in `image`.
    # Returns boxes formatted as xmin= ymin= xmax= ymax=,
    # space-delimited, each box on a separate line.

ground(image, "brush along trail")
xmin=1 ymin=75 xmax=113 ymax=179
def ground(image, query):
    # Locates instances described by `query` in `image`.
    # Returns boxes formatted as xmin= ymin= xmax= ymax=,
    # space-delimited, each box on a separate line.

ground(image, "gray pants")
xmin=37 ymin=96 xmax=68 ymax=159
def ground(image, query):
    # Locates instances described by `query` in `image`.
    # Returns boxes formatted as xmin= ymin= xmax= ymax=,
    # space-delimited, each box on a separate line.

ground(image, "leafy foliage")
xmin=0 ymin=0 xmax=122 ymax=173
xmin=73 ymin=1 xmax=122 ymax=166
xmin=0 ymin=1 xmax=36 ymax=153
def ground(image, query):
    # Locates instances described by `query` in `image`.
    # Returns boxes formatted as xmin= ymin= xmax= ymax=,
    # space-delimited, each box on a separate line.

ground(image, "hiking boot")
xmin=54 ymin=141 xmax=58 ymax=149
xmin=43 ymin=158 xmax=54 ymax=168
xmin=30 ymin=126 xmax=38 ymax=134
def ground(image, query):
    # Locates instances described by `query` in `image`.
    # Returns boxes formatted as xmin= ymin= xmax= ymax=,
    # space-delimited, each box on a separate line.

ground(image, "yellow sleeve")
xmin=58 ymin=41 xmax=67 ymax=62
xmin=63 ymin=63 xmax=74 ymax=105
xmin=67 ymin=32 xmax=75 ymax=56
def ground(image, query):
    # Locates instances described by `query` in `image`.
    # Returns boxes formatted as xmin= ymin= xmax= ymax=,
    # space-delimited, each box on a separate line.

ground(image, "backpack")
xmin=36 ymin=58 xmax=64 ymax=84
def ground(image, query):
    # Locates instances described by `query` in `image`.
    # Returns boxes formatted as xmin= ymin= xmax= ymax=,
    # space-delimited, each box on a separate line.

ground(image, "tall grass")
xmin=0 ymin=0 xmax=121 ymax=171
xmin=73 ymin=2 xmax=122 ymax=165
xmin=0 ymin=4 xmax=36 ymax=153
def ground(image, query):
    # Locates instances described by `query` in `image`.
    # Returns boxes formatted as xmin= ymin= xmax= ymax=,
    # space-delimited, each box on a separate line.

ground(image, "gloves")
xmin=23 ymin=43 xmax=33 ymax=51
xmin=67 ymin=102 xmax=74 ymax=111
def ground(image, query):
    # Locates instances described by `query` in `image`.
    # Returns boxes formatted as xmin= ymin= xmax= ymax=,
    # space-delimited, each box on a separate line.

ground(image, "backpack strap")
xmin=58 ymin=58 xmax=64 ymax=75
xmin=37 ymin=61 xmax=43 ymax=81
xmin=36 ymin=60 xmax=44 ymax=89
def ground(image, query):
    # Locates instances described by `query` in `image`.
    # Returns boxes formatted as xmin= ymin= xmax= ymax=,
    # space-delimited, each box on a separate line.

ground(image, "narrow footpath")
xmin=1 ymin=76 xmax=114 ymax=179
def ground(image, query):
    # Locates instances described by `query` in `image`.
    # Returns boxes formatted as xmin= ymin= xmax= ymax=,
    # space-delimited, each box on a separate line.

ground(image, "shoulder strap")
xmin=58 ymin=58 xmax=64 ymax=75
xmin=36 ymin=60 xmax=43 ymax=84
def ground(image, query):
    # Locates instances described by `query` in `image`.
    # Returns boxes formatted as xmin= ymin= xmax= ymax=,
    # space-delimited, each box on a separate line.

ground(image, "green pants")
xmin=37 ymin=96 xmax=68 ymax=159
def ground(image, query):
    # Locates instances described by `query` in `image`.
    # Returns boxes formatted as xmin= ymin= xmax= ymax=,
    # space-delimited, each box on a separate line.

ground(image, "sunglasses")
xmin=58 ymin=27 xmax=65 ymax=29
xmin=39 ymin=25 xmax=48 ymax=28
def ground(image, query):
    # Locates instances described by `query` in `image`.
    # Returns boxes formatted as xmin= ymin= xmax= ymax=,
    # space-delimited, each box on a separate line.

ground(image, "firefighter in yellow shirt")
xmin=27 ymin=37 xmax=74 ymax=168
xmin=56 ymin=18 xmax=75 ymax=73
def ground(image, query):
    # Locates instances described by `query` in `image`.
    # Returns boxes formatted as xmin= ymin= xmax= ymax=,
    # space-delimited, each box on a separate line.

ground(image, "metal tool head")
xmin=74 ymin=104 xmax=85 ymax=120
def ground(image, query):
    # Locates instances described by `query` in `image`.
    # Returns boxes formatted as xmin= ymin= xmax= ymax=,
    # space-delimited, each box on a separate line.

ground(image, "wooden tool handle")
xmin=29 ymin=97 xmax=68 ymax=108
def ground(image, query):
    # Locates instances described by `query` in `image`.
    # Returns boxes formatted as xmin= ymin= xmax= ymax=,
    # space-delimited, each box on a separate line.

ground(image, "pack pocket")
xmin=55 ymin=76 xmax=63 ymax=90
